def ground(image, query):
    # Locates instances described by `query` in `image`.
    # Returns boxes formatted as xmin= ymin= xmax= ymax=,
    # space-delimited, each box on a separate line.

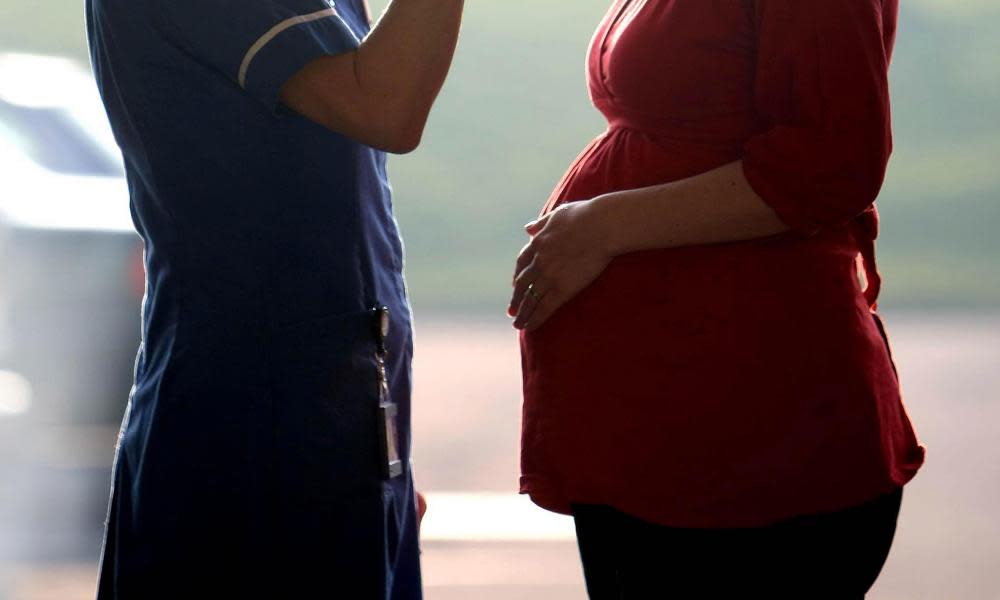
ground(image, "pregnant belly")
xmin=518 ymin=228 xmax=878 ymax=509
xmin=528 ymin=123 xmax=871 ymax=409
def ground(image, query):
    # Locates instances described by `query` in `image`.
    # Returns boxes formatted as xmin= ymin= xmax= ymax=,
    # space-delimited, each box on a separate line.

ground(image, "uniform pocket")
xmin=270 ymin=309 xmax=384 ymax=502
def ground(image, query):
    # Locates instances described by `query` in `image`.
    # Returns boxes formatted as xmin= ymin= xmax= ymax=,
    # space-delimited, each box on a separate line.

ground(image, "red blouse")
xmin=519 ymin=0 xmax=925 ymax=528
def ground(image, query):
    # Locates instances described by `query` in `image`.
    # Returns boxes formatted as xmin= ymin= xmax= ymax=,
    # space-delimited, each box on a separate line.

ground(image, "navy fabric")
xmin=86 ymin=0 xmax=421 ymax=597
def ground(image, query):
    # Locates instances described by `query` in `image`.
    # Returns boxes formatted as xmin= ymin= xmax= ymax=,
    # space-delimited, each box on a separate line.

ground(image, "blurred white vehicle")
xmin=0 ymin=53 xmax=142 ymax=426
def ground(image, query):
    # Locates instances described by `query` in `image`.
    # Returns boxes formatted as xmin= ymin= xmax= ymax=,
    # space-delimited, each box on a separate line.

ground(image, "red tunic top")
xmin=519 ymin=0 xmax=925 ymax=528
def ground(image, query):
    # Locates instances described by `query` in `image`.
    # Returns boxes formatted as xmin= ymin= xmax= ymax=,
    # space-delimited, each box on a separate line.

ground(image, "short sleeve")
xmin=741 ymin=0 xmax=896 ymax=235
xmin=156 ymin=0 xmax=360 ymax=110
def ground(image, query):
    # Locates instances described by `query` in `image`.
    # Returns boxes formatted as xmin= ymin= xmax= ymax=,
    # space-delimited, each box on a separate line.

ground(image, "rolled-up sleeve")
xmin=155 ymin=0 xmax=359 ymax=111
xmin=742 ymin=0 xmax=895 ymax=235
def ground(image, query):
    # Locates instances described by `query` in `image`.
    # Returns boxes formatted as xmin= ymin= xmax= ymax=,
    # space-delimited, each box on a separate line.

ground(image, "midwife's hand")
xmin=508 ymin=200 xmax=613 ymax=331
xmin=416 ymin=491 xmax=427 ymax=528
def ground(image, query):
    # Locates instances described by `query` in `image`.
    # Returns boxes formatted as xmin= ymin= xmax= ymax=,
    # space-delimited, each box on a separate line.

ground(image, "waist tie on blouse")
xmin=598 ymin=99 xmax=753 ymax=151
xmin=852 ymin=209 xmax=882 ymax=311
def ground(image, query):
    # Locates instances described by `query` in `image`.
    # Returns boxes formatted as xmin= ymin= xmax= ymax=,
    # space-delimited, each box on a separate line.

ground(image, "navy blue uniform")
xmin=86 ymin=0 xmax=421 ymax=597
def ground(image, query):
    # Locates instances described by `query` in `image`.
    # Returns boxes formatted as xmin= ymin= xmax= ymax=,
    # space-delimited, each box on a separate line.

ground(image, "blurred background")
xmin=0 ymin=0 xmax=998 ymax=598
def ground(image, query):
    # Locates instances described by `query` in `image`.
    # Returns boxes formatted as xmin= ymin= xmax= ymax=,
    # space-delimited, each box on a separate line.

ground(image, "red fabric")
xmin=519 ymin=0 xmax=924 ymax=528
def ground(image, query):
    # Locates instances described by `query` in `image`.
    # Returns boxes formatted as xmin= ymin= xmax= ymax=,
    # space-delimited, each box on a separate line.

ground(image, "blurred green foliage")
xmin=2 ymin=0 xmax=997 ymax=311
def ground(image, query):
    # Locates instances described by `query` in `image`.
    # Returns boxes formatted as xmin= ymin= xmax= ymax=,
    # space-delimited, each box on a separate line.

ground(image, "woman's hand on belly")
xmin=508 ymin=200 xmax=613 ymax=331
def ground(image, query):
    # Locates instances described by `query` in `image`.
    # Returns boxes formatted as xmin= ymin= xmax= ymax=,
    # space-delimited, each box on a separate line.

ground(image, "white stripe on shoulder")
xmin=238 ymin=6 xmax=339 ymax=89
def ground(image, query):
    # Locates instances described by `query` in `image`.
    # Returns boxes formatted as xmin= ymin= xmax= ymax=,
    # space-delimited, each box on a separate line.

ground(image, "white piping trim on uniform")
xmin=237 ymin=6 xmax=338 ymax=89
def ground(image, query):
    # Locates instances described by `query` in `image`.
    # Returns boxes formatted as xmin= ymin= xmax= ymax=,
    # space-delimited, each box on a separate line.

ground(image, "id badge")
xmin=373 ymin=305 xmax=403 ymax=479
xmin=379 ymin=400 xmax=403 ymax=479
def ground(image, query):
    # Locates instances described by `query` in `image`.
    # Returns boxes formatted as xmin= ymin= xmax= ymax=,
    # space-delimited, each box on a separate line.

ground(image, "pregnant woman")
xmin=509 ymin=1 xmax=925 ymax=597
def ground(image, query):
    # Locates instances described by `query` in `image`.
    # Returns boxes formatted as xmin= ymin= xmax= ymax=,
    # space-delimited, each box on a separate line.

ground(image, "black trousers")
xmin=572 ymin=488 xmax=903 ymax=599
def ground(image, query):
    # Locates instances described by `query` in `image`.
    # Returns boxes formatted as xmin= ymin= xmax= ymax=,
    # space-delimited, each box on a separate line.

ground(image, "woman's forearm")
xmin=587 ymin=161 xmax=790 ymax=256
xmin=279 ymin=0 xmax=464 ymax=153
xmin=356 ymin=0 xmax=465 ymax=145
